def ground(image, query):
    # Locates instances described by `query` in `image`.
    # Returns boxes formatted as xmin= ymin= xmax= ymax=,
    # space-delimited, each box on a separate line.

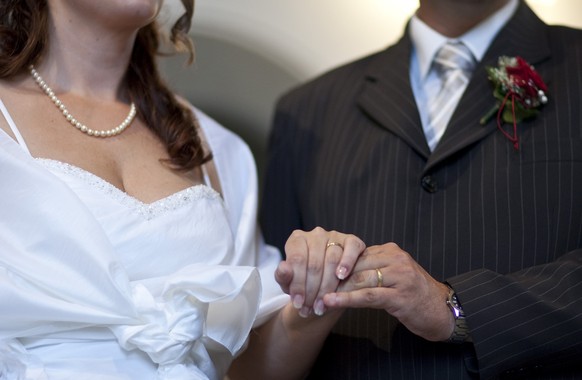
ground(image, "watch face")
xmin=450 ymin=303 xmax=462 ymax=318
xmin=447 ymin=292 xmax=464 ymax=318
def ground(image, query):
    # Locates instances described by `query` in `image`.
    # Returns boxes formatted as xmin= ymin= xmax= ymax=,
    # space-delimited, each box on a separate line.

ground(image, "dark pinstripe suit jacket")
xmin=261 ymin=2 xmax=582 ymax=379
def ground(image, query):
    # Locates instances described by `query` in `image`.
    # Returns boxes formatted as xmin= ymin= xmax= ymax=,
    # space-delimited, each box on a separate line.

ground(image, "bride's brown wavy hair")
xmin=0 ymin=0 xmax=210 ymax=171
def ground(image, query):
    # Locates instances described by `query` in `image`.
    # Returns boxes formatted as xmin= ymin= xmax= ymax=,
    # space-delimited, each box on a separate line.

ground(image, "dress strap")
xmin=0 ymin=99 xmax=32 ymax=155
xmin=196 ymin=123 xmax=223 ymax=198
xmin=201 ymin=160 xmax=223 ymax=197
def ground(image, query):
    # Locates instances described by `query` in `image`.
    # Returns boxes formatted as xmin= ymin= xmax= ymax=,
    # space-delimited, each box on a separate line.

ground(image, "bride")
xmin=0 ymin=1 xmax=366 ymax=379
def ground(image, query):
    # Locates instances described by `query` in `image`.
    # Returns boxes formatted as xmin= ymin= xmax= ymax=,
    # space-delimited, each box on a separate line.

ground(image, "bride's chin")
xmin=118 ymin=0 xmax=163 ymax=26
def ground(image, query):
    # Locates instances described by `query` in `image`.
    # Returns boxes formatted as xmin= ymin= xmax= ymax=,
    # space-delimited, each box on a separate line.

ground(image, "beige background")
xmin=159 ymin=0 xmax=582 ymax=181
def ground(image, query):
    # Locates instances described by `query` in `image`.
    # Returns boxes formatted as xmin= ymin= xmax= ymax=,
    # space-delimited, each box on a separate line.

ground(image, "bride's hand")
xmin=275 ymin=227 xmax=365 ymax=317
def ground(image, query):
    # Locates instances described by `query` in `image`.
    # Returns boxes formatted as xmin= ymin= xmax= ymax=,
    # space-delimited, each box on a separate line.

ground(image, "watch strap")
xmin=445 ymin=286 xmax=472 ymax=343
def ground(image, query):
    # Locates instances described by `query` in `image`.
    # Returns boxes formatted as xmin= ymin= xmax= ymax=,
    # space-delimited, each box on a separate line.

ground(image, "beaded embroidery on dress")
xmin=36 ymin=158 xmax=220 ymax=221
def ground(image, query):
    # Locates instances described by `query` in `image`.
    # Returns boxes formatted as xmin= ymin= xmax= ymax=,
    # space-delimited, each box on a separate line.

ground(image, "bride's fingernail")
xmin=292 ymin=294 xmax=304 ymax=309
xmin=314 ymin=300 xmax=325 ymax=316
xmin=337 ymin=266 xmax=348 ymax=280
xmin=299 ymin=306 xmax=311 ymax=318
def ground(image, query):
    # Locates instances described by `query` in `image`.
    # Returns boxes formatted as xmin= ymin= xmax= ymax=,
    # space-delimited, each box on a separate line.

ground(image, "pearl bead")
xmin=29 ymin=65 xmax=136 ymax=138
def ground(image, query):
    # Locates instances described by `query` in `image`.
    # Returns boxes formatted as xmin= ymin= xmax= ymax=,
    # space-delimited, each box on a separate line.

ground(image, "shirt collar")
xmin=410 ymin=0 xmax=519 ymax=81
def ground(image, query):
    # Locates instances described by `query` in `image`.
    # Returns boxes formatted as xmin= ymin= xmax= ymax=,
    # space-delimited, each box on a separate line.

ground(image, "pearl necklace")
xmin=29 ymin=65 xmax=136 ymax=138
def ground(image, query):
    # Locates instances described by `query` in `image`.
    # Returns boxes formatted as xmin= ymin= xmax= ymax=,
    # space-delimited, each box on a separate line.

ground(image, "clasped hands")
xmin=275 ymin=227 xmax=455 ymax=342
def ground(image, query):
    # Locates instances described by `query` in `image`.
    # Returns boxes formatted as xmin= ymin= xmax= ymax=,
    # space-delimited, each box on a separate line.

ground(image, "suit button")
xmin=421 ymin=175 xmax=438 ymax=193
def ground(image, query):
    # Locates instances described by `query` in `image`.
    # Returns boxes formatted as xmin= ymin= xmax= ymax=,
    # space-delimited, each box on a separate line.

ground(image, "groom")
xmin=262 ymin=0 xmax=582 ymax=378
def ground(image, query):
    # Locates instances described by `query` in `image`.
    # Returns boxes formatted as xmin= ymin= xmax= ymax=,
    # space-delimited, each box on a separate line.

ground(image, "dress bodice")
xmin=36 ymin=158 xmax=234 ymax=280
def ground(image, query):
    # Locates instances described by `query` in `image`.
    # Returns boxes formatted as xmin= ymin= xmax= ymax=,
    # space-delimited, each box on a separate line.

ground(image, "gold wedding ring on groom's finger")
xmin=326 ymin=242 xmax=343 ymax=249
xmin=375 ymin=268 xmax=383 ymax=288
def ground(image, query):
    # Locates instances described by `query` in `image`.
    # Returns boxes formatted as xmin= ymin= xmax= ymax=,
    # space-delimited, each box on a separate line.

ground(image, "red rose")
xmin=481 ymin=56 xmax=549 ymax=150
xmin=505 ymin=57 xmax=548 ymax=106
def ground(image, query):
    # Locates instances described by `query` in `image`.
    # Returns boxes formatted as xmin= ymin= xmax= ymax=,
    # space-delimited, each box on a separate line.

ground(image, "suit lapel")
xmin=357 ymin=33 xmax=431 ymax=159
xmin=426 ymin=1 xmax=552 ymax=172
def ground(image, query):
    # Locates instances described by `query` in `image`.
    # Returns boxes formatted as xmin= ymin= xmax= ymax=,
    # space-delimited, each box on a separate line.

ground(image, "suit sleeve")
xmin=448 ymin=249 xmax=582 ymax=378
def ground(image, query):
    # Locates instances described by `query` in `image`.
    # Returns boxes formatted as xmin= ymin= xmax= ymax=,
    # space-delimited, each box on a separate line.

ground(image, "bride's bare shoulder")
xmin=0 ymin=74 xmax=41 ymax=139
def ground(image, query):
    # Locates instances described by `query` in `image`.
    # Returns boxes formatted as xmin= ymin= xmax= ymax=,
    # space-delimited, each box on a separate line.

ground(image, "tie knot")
xmin=433 ymin=42 xmax=475 ymax=78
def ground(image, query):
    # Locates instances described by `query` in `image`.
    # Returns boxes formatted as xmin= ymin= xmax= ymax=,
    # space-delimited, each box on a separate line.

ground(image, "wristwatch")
xmin=445 ymin=286 xmax=472 ymax=343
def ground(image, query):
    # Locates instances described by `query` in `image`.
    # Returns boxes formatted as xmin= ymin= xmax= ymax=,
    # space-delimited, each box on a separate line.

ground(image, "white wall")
xmin=164 ymin=0 xmax=582 ymax=80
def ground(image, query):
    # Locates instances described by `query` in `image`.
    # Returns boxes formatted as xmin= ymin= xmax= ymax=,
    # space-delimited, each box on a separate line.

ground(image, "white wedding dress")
xmin=0 ymin=100 xmax=288 ymax=380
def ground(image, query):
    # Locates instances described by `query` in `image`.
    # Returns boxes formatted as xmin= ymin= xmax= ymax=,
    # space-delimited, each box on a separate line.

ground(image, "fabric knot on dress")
xmin=110 ymin=283 xmax=207 ymax=376
xmin=109 ymin=265 xmax=263 ymax=379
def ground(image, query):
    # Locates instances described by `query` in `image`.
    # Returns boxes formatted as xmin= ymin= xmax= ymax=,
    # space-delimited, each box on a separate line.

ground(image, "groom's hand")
xmin=324 ymin=243 xmax=454 ymax=341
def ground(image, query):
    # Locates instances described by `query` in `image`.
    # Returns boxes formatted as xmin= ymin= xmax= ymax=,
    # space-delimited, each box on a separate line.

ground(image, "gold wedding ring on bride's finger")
xmin=326 ymin=242 xmax=343 ymax=249
xmin=375 ymin=268 xmax=383 ymax=288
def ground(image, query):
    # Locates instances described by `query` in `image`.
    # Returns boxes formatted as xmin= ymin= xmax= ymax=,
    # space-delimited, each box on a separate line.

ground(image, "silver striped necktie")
xmin=426 ymin=41 xmax=476 ymax=151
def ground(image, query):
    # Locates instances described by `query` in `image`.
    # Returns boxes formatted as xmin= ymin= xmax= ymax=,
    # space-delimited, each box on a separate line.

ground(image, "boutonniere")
xmin=480 ymin=56 xmax=548 ymax=150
